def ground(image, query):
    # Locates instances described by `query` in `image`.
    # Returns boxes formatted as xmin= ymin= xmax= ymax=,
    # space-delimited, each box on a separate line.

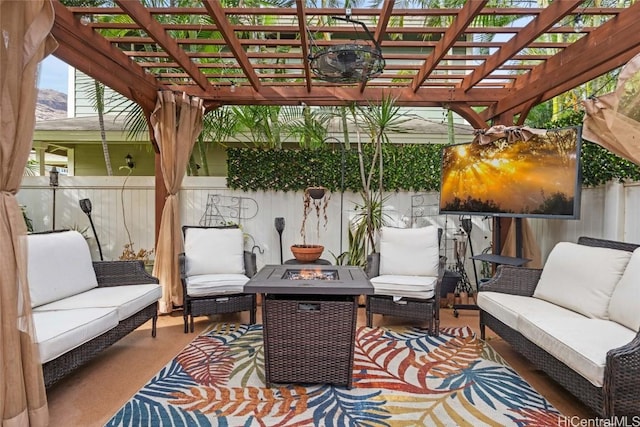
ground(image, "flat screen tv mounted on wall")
xmin=439 ymin=126 xmax=582 ymax=219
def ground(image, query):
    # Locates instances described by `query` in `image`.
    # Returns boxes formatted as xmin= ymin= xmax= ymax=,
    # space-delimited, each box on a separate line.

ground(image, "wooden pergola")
xmin=50 ymin=0 xmax=640 ymax=129
xmin=48 ymin=0 xmax=640 ymax=237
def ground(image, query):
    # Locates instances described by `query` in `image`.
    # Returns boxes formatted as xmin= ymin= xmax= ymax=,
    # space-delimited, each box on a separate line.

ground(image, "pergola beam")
xmin=49 ymin=1 xmax=640 ymax=123
xmin=359 ymin=0 xmax=394 ymax=93
xmin=480 ymin=1 xmax=640 ymax=122
xmin=50 ymin=1 xmax=158 ymax=113
xmin=202 ymin=0 xmax=262 ymax=91
xmin=460 ymin=0 xmax=582 ymax=91
xmin=114 ymin=0 xmax=211 ymax=92
xmin=164 ymin=86 xmax=503 ymax=106
xmin=411 ymin=0 xmax=487 ymax=93
xmin=295 ymin=0 xmax=313 ymax=93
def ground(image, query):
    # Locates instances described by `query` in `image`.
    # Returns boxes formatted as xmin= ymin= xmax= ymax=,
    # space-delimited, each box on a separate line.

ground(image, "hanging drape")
xmin=500 ymin=220 xmax=542 ymax=269
xmin=151 ymin=91 xmax=204 ymax=314
xmin=583 ymin=52 xmax=640 ymax=166
xmin=1 ymin=0 xmax=57 ymax=425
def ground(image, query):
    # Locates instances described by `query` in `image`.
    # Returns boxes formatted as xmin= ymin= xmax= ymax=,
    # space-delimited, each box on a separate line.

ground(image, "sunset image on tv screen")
xmin=439 ymin=127 xmax=581 ymax=218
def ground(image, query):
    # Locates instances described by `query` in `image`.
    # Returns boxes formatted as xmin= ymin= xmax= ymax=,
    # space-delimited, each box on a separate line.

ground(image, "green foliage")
xmin=228 ymin=107 xmax=640 ymax=193
xmin=542 ymin=110 xmax=640 ymax=187
xmin=227 ymin=144 xmax=445 ymax=193
xmin=581 ymin=142 xmax=640 ymax=186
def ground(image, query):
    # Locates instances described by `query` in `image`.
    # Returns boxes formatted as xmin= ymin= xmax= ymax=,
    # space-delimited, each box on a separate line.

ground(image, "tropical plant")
xmin=349 ymin=94 xmax=410 ymax=264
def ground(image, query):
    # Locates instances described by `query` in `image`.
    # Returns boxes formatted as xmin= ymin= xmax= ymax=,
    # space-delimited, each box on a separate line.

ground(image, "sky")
xmin=38 ymin=55 xmax=68 ymax=94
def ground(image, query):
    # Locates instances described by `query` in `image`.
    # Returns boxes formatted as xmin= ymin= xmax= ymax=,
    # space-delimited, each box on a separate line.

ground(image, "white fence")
xmin=17 ymin=176 xmax=640 ymax=275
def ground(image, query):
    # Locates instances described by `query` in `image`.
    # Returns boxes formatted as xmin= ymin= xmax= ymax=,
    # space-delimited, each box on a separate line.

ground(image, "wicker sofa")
xmin=478 ymin=236 xmax=640 ymax=417
xmin=27 ymin=230 xmax=162 ymax=388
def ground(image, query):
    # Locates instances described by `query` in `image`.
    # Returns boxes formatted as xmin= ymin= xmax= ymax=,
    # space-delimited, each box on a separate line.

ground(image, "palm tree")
xmin=345 ymin=94 xmax=411 ymax=265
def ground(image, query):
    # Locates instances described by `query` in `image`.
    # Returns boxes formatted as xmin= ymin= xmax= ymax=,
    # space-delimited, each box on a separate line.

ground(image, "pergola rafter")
xmin=411 ymin=0 xmax=488 ymax=93
xmin=50 ymin=0 xmax=640 ymax=125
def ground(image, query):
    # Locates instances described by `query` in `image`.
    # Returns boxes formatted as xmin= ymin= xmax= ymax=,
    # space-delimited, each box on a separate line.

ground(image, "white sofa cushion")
xmin=532 ymin=242 xmax=632 ymax=319
xmin=33 ymin=307 xmax=119 ymax=364
xmin=34 ymin=284 xmax=161 ymax=321
xmin=28 ymin=231 xmax=99 ymax=308
xmin=185 ymin=273 xmax=250 ymax=297
xmin=517 ymin=315 xmax=636 ymax=387
xmin=609 ymin=247 xmax=640 ymax=332
xmin=370 ymin=275 xmax=437 ymax=299
xmin=477 ymin=291 xmax=586 ymax=331
xmin=379 ymin=226 xmax=440 ymax=277
xmin=184 ymin=227 xmax=245 ymax=276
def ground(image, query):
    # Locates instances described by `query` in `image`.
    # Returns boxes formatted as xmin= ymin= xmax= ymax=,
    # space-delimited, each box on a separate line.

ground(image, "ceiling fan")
xmin=308 ymin=13 xmax=385 ymax=84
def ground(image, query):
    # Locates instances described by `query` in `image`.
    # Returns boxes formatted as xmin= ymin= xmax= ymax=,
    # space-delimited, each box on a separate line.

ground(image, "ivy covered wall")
xmin=227 ymin=138 xmax=640 ymax=193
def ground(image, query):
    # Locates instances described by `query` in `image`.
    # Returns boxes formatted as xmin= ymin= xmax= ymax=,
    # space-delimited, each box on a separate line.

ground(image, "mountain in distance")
xmin=36 ymin=89 xmax=67 ymax=121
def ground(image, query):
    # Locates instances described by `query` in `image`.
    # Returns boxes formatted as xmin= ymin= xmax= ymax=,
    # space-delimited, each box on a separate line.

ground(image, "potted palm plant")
xmin=291 ymin=186 xmax=330 ymax=262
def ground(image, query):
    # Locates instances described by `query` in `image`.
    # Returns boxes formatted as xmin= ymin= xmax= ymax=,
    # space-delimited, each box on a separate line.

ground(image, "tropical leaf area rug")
xmin=106 ymin=323 xmax=562 ymax=427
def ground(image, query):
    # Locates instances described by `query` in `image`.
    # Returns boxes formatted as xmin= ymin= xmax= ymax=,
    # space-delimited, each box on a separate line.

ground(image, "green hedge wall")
xmin=227 ymin=144 xmax=443 ymax=192
xmin=227 ymin=140 xmax=640 ymax=192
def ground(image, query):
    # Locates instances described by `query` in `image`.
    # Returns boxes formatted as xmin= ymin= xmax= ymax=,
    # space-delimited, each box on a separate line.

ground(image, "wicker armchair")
xmin=365 ymin=226 xmax=444 ymax=336
xmin=179 ymin=225 xmax=257 ymax=333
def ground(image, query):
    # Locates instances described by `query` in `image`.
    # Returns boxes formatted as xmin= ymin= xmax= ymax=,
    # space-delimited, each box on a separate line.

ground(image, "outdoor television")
xmin=439 ymin=126 xmax=582 ymax=219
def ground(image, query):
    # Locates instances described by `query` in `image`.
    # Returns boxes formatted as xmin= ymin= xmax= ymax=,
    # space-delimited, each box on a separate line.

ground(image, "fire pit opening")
xmin=283 ymin=268 xmax=339 ymax=281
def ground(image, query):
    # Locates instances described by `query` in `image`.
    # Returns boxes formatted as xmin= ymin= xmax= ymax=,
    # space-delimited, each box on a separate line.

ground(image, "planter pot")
xmin=291 ymin=244 xmax=324 ymax=263
xmin=305 ymin=186 xmax=326 ymax=200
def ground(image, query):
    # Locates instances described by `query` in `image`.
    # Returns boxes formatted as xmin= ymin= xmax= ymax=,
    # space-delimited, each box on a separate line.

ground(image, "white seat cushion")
xmin=33 ymin=308 xmax=119 ymax=364
xmin=609 ymin=247 xmax=640 ymax=332
xmin=184 ymin=227 xmax=245 ymax=276
xmin=517 ymin=315 xmax=636 ymax=387
xmin=532 ymin=242 xmax=632 ymax=319
xmin=27 ymin=231 xmax=99 ymax=307
xmin=33 ymin=284 xmax=161 ymax=321
xmin=370 ymin=275 xmax=436 ymax=299
xmin=477 ymin=291 xmax=585 ymax=331
xmin=185 ymin=273 xmax=250 ymax=297
xmin=379 ymin=226 xmax=440 ymax=277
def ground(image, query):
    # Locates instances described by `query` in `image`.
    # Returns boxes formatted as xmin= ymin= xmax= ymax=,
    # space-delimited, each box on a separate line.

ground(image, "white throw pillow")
xmin=608 ymin=247 xmax=640 ymax=332
xmin=533 ymin=242 xmax=632 ymax=319
xmin=184 ymin=227 xmax=245 ymax=276
xmin=28 ymin=230 xmax=99 ymax=308
xmin=379 ymin=226 xmax=440 ymax=277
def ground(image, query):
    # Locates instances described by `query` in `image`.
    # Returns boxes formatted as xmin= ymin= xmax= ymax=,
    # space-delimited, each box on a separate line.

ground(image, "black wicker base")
xmin=43 ymin=302 xmax=158 ymax=388
xmin=481 ymin=311 xmax=606 ymax=416
xmin=185 ymin=293 xmax=256 ymax=333
xmin=263 ymin=294 xmax=357 ymax=388
xmin=366 ymin=295 xmax=438 ymax=336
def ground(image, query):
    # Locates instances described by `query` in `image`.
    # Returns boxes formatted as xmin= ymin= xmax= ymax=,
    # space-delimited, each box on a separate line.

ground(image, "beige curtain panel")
xmin=151 ymin=91 xmax=204 ymax=314
xmin=500 ymin=219 xmax=542 ymax=269
xmin=1 ymin=0 xmax=58 ymax=425
xmin=583 ymin=52 xmax=640 ymax=166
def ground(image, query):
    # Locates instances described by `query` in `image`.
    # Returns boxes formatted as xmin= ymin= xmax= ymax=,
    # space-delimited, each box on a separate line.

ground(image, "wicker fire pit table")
xmin=245 ymin=264 xmax=373 ymax=388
